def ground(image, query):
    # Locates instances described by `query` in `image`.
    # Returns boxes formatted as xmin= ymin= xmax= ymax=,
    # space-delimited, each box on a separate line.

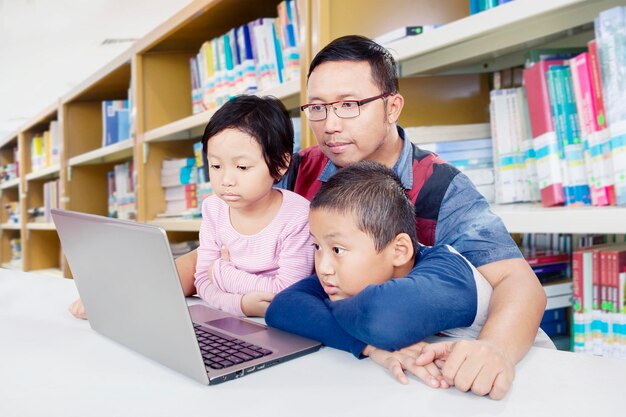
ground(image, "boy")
xmin=266 ymin=161 xmax=552 ymax=389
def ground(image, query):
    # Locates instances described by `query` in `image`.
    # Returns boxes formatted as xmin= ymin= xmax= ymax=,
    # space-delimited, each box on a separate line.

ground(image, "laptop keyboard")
xmin=193 ymin=324 xmax=273 ymax=370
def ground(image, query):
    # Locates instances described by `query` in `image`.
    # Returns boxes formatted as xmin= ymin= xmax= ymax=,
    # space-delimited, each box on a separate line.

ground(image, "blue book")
xmin=541 ymin=307 xmax=568 ymax=324
xmin=102 ymin=100 xmax=119 ymax=146
xmin=540 ymin=320 xmax=569 ymax=337
xmin=117 ymin=103 xmax=130 ymax=142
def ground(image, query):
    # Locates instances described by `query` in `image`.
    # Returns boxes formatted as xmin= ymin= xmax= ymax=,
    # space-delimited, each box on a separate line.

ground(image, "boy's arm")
xmin=329 ymin=246 xmax=477 ymax=351
xmin=212 ymin=215 xmax=314 ymax=294
xmin=265 ymin=275 xmax=367 ymax=357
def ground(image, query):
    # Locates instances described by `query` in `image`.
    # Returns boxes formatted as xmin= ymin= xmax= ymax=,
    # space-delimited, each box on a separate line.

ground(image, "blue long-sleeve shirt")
xmin=266 ymin=245 xmax=489 ymax=357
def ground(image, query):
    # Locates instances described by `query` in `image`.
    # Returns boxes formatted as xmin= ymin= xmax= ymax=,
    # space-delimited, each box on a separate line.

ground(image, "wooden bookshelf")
xmin=4 ymin=0 xmax=626 ymax=294
xmin=0 ymin=130 xmax=21 ymax=268
xmin=61 ymin=50 xmax=134 ymax=222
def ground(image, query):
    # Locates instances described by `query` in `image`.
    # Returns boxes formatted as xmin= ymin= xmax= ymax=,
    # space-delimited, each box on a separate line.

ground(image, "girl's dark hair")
xmin=201 ymin=95 xmax=293 ymax=182
xmin=308 ymin=35 xmax=399 ymax=94
xmin=311 ymin=161 xmax=418 ymax=253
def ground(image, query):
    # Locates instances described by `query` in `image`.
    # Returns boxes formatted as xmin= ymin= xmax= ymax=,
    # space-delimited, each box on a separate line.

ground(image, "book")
xmin=523 ymin=60 xmax=566 ymax=206
xmin=373 ymin=25 xmax=440 ymax=45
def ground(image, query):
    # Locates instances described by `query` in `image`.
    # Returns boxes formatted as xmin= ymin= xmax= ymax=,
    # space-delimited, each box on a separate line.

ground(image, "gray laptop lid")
xmin=52 ymin=209 xmax=210 ymax=384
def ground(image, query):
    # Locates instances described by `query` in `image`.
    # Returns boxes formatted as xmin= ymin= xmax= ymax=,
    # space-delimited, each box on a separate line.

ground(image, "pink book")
xmin=523 ymin=60 xmax=565 ymax=206
xmin=587 ymin=40 xmax=616 ymax=205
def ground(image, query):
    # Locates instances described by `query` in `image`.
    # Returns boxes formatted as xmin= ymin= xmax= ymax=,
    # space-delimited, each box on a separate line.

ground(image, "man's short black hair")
xmin=310 ymin=161 xmax=418 ymax=252
xmin=308 ymin=35 xmax=399 ymax=95
xmin=202 ymin=95 xmax=292 ymax=182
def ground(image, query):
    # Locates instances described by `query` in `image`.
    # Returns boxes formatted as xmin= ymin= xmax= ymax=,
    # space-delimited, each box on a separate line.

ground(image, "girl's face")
xmin=206 ymin=128 xmax=277 ymax=212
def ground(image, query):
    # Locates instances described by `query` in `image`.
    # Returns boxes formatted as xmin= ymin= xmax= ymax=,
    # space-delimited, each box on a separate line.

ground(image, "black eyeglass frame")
xmin=300 ymin=93 xmax=394 ymax=121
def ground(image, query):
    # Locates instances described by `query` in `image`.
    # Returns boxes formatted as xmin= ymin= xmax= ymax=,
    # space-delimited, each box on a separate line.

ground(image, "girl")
xmin=194 ymin=95 xmax=314 ymax=317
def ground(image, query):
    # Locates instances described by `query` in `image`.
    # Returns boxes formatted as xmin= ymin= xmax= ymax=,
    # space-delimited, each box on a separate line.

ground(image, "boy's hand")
xmin=364 ymin=342 xmax=449 ymax=388
xmin=415 ymin=340 xmax=515 ymax=400
xmin=68 ymin=298 xmax=88 ymax=320
xmin=241 ymin=291 xmax=275 ymax=317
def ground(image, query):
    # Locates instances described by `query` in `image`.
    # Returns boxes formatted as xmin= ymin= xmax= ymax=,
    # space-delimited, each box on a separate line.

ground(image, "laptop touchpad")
xmin=207 ymin=317 xmax=265 ymax=336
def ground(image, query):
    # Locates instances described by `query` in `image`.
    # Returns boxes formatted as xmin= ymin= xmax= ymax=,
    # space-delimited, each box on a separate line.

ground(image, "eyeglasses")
xmin=300 ymin=93 xmax=393 ymax=121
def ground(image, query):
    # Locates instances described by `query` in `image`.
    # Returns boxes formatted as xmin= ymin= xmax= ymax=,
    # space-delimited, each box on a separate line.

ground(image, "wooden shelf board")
xmin=143 ymin=79 xmax=300 ymax=143
xmin=26 ymin=223 xmax=56 ymax=231
xmin=392 ymin=0 xmax=622 ymax=76
xmin=1 ymin=222 xmax=22 ymax=230
xmin=492 ymin=203 xmax=626 ymax=234
xmin=2 ymin=260 xmax=23 ymax=271
xmin=30 ymin=267 xmax=64 ymax=278
xmin=0 ymin=178 xmax=20 ymax=190
xmin=148 ymin=218 xmax=201 ymax=232
xmin=69 ymin=140 xmax=134 ymax=166
xmin=25 ymin=165 xmax=61 ymax=181
xmin=0 ymin=132 xmax=18 ymax=149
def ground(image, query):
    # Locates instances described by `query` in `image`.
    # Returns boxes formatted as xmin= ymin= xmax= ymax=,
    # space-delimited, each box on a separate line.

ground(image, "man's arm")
xmin=265 ymin=275 xmax=367 ymax=357
xmin=176 ymin=249 xmax=197 ymax=296
xmin=434 ymin=172 xmax=545 ymax=398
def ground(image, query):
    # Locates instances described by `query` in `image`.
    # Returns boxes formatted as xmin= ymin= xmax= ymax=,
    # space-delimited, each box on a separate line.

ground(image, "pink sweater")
xmin=194 ymin=189 xmax=315 ymax=316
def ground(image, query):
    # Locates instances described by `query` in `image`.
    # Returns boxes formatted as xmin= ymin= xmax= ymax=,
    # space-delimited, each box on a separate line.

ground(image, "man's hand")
xmin=415 ymin=339 xmax=515 ymax=400
xmin=68 ymin=298 xmax=87 ymax=320
xmin=241 ymin=291 xmax=275 ymax=317
xmin=364 ymin=342 xmax=449 ymax=388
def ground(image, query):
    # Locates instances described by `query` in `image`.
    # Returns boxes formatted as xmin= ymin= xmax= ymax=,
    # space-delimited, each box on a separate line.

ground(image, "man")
xmin=72 ymin=35 xmax=546 ymax=399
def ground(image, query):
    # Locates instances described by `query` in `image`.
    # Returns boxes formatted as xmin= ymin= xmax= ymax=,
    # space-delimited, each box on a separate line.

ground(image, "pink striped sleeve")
xmin=194 ymin=197 xmax=243 ymax=315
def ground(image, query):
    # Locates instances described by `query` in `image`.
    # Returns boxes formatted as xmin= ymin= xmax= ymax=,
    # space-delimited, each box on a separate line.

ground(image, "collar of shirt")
xmin=317 ymin=126 xmax=414 ymax=190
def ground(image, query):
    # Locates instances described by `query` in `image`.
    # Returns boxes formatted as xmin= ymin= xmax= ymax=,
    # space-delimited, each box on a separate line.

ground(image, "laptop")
xmin=51 ymin=209 xmax=321 ymax=385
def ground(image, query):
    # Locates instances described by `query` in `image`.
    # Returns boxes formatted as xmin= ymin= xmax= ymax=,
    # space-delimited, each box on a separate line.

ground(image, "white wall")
xmin=0 ymin=0 xmax=193 ymax=137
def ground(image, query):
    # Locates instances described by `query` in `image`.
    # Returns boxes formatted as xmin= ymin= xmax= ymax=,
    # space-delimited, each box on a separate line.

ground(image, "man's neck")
xmin=376 ymin=124 xmax=403 ymax=169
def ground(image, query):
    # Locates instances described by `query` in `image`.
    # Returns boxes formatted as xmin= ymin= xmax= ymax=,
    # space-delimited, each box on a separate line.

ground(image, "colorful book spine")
xmin=523 ymin=60 xmax=565 ymax=206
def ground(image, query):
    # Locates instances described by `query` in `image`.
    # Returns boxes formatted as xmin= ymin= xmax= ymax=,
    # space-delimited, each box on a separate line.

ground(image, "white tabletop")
xmin=1 ymin=268 xmax=624 ymax=417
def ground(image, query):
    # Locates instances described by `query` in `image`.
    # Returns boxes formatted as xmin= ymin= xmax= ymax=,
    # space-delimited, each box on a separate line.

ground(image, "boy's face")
xmin=309 ymin=207 xmax=396 ymax=301
xmin=306 ymin=60 xmax=397 ymax=168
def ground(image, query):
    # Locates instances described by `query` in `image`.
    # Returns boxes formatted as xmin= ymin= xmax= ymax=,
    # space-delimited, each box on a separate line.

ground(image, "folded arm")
xmin=265 ymin=275 xmax=367 ymax=357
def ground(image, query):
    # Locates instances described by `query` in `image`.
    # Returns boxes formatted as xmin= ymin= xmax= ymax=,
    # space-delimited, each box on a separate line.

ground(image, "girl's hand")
xmin=365 ymin=342 xmax=450 ymax=388
xmin=68 ymin=298 xmax=88 ymax=320
xmin=241 ymin=291 xmax=275 ymax=317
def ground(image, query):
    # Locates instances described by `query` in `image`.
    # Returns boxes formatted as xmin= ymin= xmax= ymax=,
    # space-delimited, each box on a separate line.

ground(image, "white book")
xmin=373 ymin=25 xmax=440 ymax=46
xmin=404 ymin=123 xmax=491 ymax=145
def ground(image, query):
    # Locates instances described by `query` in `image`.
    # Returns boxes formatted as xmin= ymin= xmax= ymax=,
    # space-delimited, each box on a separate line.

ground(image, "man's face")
xmin=306 ymin=61 xmax=396 ymax=168
xmin=309 ymin=208 xmax=395 ymax=302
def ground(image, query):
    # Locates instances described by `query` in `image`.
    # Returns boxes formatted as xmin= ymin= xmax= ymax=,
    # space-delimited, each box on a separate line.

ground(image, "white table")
xmin=1 ymin=269 xmax=625 ymax=417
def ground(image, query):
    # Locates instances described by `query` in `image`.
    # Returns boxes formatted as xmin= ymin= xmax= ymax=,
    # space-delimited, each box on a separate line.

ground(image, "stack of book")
xmin=42 ymin=179 xmax=60 ymax=223
xmin=107 ymin=161 xmax=136 ymax=220
xmin=572 ymin=240 xmax=626 ymax=358
xmin=189 ymin=0 xmax=302 ymax=114
xmin=406 ymin=123 xmax=495 ymax=203
xmin=3 ymin=201 xmax=20 ymax=224
xmin=30 ymin=121 xmax=61 ymax=173
xmin=102 ymin=99 xmax=131 ymax=147
xmin=160 ymin=157 xmax=199 ymax=217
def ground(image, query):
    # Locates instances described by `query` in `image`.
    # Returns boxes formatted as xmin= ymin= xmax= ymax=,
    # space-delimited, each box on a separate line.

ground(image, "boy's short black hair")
xmin=310 ymin=161 xmax=418 ymax=253
xmin=202 ymin=95 xmax=293 ymax=182
xmin=308 ymin=35 xmax=399 ymax=95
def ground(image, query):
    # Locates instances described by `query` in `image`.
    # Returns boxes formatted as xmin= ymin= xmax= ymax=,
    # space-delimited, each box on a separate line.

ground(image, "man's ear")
xmin=386 ymin=93 xmax=404 ymax=124
xmin=390 ymin=232 xmax=414 ymax=267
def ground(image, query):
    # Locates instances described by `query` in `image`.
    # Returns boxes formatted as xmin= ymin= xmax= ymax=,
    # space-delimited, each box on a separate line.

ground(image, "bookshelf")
xmin=18 ymin=103 xmax=63 ymax=277
xmin=0 ymin=130 xmax=21 ymax=269
xmin=0 ymin=0 xmax=624 ymax=306
xmin=133 ymin=0 xmax=305 ymax=236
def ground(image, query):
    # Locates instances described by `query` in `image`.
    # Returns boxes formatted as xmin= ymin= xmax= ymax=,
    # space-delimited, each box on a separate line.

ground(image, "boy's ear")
xmin=390 ymin=233 xmax=414 ymax=267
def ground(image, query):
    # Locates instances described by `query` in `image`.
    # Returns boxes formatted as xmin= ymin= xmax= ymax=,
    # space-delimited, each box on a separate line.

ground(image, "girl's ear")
xmin=390 ymin=232 xmax=414 ymax=267
xmin=277 ymin=153 xmax=292 ymax=178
